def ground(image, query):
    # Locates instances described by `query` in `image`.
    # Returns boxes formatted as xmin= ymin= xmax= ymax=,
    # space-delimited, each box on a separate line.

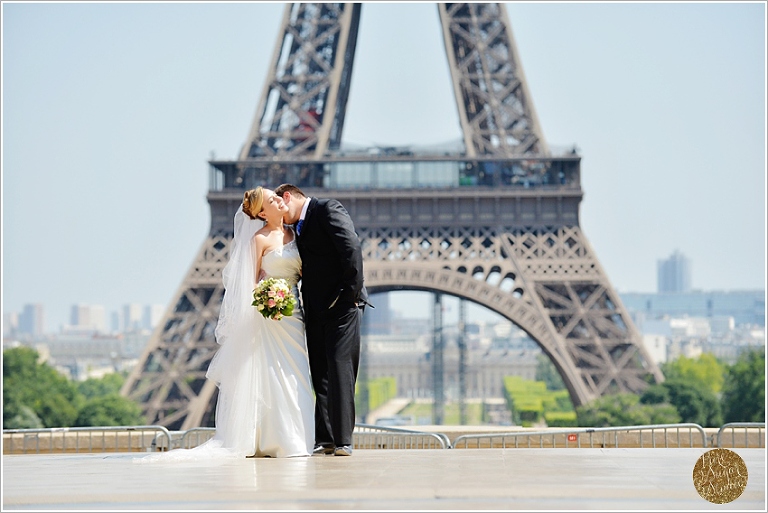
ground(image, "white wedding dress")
xmin=135 ymin=230 xmax=314 ymax=463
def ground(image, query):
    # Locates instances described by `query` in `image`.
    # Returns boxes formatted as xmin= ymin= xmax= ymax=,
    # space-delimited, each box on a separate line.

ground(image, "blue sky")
xmin=2 ymin=2 xmax=766 ymax=331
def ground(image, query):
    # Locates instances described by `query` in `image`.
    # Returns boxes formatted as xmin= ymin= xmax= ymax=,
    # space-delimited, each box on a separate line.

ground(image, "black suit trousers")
xmin=305 ymin=302 xmax=361 ymax=448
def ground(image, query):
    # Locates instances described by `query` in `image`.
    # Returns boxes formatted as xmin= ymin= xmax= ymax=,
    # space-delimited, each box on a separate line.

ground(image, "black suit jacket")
xmin=296 ymin=197 xmax=367 ymax=317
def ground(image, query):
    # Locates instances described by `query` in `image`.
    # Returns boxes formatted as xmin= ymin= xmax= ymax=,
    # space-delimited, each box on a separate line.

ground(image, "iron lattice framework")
xmin=123 ymin=3 xmax=663 ymax=430
xmin=239 ymin=3 xmax=360 ymax=160
xmin=439 ymin=3 xmax=548 ymax=157
xmin=358 ymin=221 xmax=657 ymax=407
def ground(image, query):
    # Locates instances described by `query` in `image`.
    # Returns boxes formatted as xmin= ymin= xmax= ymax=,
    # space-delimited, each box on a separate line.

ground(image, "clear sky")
xmin=2 ymin=2 xmax=766 ymax=332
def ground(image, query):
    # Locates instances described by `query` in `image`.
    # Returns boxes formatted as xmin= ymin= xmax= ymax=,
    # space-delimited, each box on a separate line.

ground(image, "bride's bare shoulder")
xmin=251 ymin=230 xmax=269 ymax=251
xmin=253 ymin=228 xmax=284 ymax=257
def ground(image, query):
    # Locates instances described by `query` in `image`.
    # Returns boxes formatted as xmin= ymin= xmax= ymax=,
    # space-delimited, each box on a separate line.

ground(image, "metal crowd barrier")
xmin=453 ymin=423 xmax=709 ymax=449
xmin=8 ymin=422 xmax=765 ymax=454
xmin=353 ymin=423 xmax=451 ymax=449
xmin=179 ymin=427 xmax=216 ymax=449
xmin=2 ymin=425 xmax=172 ymax=454
xmin=176 ymin=424 xmax=451 ymax=450
xmin=716 ymin=422 xmax=766 ymax=449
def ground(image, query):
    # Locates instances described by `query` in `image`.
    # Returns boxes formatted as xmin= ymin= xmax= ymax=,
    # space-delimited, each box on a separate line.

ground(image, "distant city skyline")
xmin=5 ymin=282 xmax=766 ymax=335
xmin=3 ymin=2 xmax=765 ymax=333
xmin=4 ymin=301 xmax=165 ymax=336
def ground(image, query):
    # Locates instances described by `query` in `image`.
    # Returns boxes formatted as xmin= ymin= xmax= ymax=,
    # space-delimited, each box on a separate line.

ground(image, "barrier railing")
xmin=453 ymin=423 xmax=709 ymax=449
xmin=170 ymin=424 xmax=452 ymax=451
xmin=8 ymin=422 xmax=764 ymax=454
xmin=179 ymin=427 xmax=216 ymax=449
xmin=3 ymin=425 xmax=172 ymax=454
xmin=353 ymin=423 xmax=451 ymax=449
xmin=176 ymin=424 xmax=452 ymax=450
xmin=716 ymin=422 xmax=766 ymax=449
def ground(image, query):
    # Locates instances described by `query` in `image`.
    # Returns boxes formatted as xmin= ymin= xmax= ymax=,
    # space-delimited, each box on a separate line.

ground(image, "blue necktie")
xmin=296 ymin=219 xmax=304 ymax=236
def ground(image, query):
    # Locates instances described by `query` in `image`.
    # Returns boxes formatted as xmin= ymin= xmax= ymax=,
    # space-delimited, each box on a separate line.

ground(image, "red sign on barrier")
xmin=567 ymin=434 xmax=577 ymax=442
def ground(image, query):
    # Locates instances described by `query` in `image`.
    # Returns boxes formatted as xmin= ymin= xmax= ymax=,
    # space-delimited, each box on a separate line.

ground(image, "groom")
xmin=274 ymin=183 xmax=370 ymax=457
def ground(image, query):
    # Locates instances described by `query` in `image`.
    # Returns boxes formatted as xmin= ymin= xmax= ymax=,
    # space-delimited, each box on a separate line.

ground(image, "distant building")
xmin=705 ymin=325 xmax=765 ymax=364
xmin=143 ymin=304 xmax=165 ymax=331
xmin=18 ymin=304 xmax=44 ymax=337
xmin=667 ymin=337 xmax=703 ymax=361
xmin=657 ymin=250 xmax=692 ymax=293
xmin=3 ymin=312 xmax=19 ymax=337
xmin=69 ymin=304 xmax=107 ymax=332
xmin=110 ymin=311 xmax=121 ymax=333
xmin=642 ymin=317 xmax=710 ymax=338
xmin=122 ymin=303 xmax=143 ymax=331
xmin=633 ymin=313 xmax=764 ymax=365
xmin=363 ymin=293 xmax=391 ymax=335
xmin=621 ymin=290 xmax=765 ymax=327
xmin=32 ymin=330 xmax=151 ymax=381
xmin=363 ymin=332 xmax=538 ymax=400
xmin=709 ymin=315 xmax=736 ymax=334
xmin=388 ymin=316 xmax=433 ymax=337
xmin=642 ymin=334 xmax=668 ymax=364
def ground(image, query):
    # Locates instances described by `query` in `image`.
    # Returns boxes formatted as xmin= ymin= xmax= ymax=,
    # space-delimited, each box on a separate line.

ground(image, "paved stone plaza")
xmin=2 ymin=448 xmax=765 ymax=510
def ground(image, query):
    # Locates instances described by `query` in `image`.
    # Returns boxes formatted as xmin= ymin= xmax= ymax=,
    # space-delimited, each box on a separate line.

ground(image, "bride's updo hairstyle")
xmin=242 ymin=187 xmax=265 ymax=220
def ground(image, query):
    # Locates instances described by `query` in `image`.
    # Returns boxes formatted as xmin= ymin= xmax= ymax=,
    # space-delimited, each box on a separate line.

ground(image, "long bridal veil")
xmin=208 ymin=210 xmax=264 ymax=387
xmin=135 ymin=210 xmax=265 ymax=464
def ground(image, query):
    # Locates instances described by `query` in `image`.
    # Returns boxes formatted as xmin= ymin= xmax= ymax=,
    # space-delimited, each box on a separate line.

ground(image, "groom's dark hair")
xmin=274 ymin=183 xmax=306 ymax=198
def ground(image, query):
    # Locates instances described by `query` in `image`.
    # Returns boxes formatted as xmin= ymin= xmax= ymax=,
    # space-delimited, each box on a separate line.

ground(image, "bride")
xmin=136 ymin=187 xmax=314 ymax=462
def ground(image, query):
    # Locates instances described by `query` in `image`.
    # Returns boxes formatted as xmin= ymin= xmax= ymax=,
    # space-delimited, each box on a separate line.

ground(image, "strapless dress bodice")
xmin=261 ymin=240 xmax=301 ymax=288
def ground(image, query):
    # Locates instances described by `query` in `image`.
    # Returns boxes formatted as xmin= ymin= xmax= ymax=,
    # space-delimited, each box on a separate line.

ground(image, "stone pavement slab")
xmin=2 ymin=448 xmax=765 ymax=510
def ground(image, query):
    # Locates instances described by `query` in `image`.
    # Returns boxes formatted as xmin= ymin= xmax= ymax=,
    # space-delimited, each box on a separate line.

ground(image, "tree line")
xmin=3 ymin=345 xmax=765 ymax=429
xmin=537 ymin=350 xmax=765 ymax=427
xmin=3 ymin=346 xmax=144 ymax=429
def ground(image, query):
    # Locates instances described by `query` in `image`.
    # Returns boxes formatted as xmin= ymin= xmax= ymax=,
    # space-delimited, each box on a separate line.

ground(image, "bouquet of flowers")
xmin=252 ymin=277 xmax=296 ymax=320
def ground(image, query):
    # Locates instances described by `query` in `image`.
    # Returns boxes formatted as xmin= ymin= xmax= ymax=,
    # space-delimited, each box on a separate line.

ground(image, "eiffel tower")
xmin=122 ymin=3 xmax=664 ymax=430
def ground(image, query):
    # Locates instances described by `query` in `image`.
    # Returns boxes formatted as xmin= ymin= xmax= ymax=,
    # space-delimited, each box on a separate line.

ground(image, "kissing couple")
xmin=136 ymin=183 xmax=370 ymax=463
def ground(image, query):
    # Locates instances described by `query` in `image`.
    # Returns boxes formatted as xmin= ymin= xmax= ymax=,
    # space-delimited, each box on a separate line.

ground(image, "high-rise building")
xmin=143 ymin=304 xmax=165 ymax=331
xmin=70 ymin=304 xmax=107 ymax=332
xmin=18 ymin=304 xmax=45 ymax=337
xmin=122 ymin=303 xmax=143 ymax=332
xmin=110 ymin=311 xmax=121 ymax=333
xmin=3 ymin=312 xmax=19 ymax=337
xmin=657 ymin=250 xmax=692 ymax=293
xmin=88 ymin=305 xmax=106 ymax=332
